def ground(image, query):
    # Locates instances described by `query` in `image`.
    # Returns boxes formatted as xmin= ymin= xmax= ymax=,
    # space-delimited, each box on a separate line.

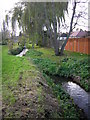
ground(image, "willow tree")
xmin=22 ymin=2 xmax=37 ymax=48
xmin=42 ymin=2 xmax=68 ymax=55
xmin=9 ymin=2 xmax=69 ymax=52
xmin=5 ymin=14 xmax=9 ymax=27
xmin=21 ymin=2 xmax=68 ymax=50
xmin=10 ymin=4 xmax=23 ymax=37
xmin=23 ymin=2 xmax=47 ymax=47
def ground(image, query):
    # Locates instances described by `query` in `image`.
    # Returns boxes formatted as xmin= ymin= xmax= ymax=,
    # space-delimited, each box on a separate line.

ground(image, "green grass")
xmin=25 ymin=47 xmax=89 ymax=118
xmin=35 ymin=47 xmax=88 ymax=63
xmin=0 ymin=45 xmax=2 ymax=93
xmin=26 ymin=47 xmax=90 ymax=91
xmin=2 ymin=45 xmax=86 ymax=118
xmin=2 ymin=45 xmax=36 ymax=105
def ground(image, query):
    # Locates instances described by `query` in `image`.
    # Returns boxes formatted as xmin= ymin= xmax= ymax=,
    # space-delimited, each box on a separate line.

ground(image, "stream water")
xmin=51 ymin=76 xmax=90 ymax=119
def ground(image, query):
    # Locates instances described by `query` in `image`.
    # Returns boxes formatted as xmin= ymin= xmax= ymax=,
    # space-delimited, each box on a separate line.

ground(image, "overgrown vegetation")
xmin=57 ymin=57 xmax=90 ymax=91
xmin=26 ymin=48 xmax=90 ymax=92
xmin=9 ymin=46 xmax=24 ymax=55
xmin=43 ymin=73 xmax=84 ymax=119
xmin=0 ymin=39 xmax=8 ymax=45
xmin=2 ymin=46 xmax=85 ymax=119
xmin=25 ymin=48 xmax=87 ymax=119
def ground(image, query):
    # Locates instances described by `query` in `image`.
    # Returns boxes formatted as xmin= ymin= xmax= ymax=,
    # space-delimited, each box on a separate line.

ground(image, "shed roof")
xmin=70 ymin=31 xmax=87 ymax=37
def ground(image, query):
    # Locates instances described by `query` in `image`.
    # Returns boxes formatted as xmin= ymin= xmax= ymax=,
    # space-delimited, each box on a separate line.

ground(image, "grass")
xmin=2 ymin=45 xmax=36 ymax=105
xmin=26 ymin=47 xmax=87 ymax=119
xmin=2 ymin=45 xmax=88 ymax=119
xmin=35 ymin=47 xmax=88 ymax=63
xmin=2 ymin=45 xmax=63 ymax=118
xmin=26 ymin=47 xmax=90 ymax=91
xmin=0 ymin=45 xmax=2 ymax=93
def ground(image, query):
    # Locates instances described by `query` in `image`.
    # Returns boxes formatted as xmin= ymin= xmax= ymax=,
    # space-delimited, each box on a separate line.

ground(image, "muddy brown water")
xmin=50 ymin=76 xmax=90 ymax=119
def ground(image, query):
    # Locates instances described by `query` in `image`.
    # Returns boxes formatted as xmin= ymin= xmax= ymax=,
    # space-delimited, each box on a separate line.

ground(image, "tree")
xmin=7 ymin=2 xmax=70 ymax=52
xmin=2 ymin=20 xmax=7 ymax=41
xmin=60 ymin=1 xmax=77 ymax=55
xmin=59 ymin=0 xmax=88 ymax=55
xmin=1 ymin=20 xmax=10 ymax=44
xmin=44 ymin=2 xmax=68 ymax=55
xmin=5 ymin=14 xmax=9 ymax=27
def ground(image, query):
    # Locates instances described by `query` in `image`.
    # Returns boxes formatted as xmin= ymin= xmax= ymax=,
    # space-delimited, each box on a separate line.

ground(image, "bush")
xmin=26 ymin=44 xmax=32 ymax=49
xmin=0 ymin=41 xmax=7 ymax=45
xmin=9 ymin=47 xmax=23 ymax=55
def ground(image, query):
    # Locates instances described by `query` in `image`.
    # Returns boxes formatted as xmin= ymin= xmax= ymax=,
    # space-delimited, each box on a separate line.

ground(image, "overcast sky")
xmin=0 ymin=0 xmax=20 ymax=31
xmin=0 ymin=0 xmax=89 ymax=35
xmin=61 ymin=0 xmax=88 ymax=32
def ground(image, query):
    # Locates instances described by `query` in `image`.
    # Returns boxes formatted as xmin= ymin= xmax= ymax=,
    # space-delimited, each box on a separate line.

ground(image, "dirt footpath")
xmin=2 ymin=65 xmax=63 ymax=119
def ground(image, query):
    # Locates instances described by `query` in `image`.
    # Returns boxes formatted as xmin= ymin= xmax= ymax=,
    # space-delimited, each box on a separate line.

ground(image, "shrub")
xmin=26 ymin=44 xmax=32 ymax=49
xmin=9 ymin=47 xmax=23 ymax=55
xmin=1 ymin=41 xmax=7 ymax=45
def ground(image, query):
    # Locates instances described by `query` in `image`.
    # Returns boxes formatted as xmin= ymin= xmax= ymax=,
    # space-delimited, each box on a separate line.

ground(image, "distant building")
xmin=57 ymin=33 xmax=68 ymax=40
xmin=70 ymin=30 xmax=88 ymax=38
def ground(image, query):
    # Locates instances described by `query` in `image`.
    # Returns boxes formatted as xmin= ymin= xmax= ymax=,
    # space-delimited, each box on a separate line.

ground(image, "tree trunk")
xmin=53 ymin=21 xmax=59 ymax=56
xmin=52 ymin=2 xmax=60 ymax=56
xmin=48 ymin=28 xmax=52 ymax=47
xmin=49 ymin=29 xmax=53 ymax=47
xmin=42 ymin=31 xmax=45 ymax=46
xmin=36 ymin=39 xmax=38 ymax=46
xmin=60 ymin=1 xmax=77 ymax=55
xmin=29 ymin=34 xmax=31 ymax=44
xmin=60 ymin=33 xmax=70 ymax=55
xmin=32 ymin=43 xmax=34 ymax=49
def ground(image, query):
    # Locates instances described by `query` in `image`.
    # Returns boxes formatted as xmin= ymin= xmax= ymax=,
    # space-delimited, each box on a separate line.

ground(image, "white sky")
xmin=0 ymin=0 xmax=20 ymax=30
xmin=59 ymin=1 xmax=88 ymax=33
xmin=0 ymin=0 xmax=89 ymax=35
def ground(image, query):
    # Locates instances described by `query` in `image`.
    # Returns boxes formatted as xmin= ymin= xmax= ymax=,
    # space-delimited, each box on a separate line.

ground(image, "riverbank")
xmin=2 ymin=46 xmax=62 ymax=118
xmin=26 ymin=47 xmax=90 ymax=92
xmin=2 ymin=45 xmax=85 ymax=119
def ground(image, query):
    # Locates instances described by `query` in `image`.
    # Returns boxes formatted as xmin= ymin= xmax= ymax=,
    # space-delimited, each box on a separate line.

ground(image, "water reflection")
xmin=62 ymin=81 xmax=90 ymax=119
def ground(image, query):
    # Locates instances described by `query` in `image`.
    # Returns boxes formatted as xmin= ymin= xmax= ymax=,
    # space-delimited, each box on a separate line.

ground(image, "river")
xmin=50 ymin=76 xmax=90 ymax=119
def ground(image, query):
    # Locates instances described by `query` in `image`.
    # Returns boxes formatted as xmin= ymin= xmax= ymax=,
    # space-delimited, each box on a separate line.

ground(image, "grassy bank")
xmin=25 ymin=48 xmax=89 ymax=118
xmin=2 ymin=45 xmax=85 ymax=119
xmin=26 ymin=47 xmax=90 ymax=91
xmin=2 ymin=46 xmax=36 ymax=105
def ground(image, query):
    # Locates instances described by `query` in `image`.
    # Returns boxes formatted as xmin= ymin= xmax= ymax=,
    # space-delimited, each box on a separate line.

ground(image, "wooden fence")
xmin=65 ymin=38 xmax=90 ymax=55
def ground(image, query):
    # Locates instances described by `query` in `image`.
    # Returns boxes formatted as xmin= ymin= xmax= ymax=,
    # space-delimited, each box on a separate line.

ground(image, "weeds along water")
xmin=25 ymin=48 xmax=89 ymax=119
xmin=26 ymin=48 xmax=89 ymax=92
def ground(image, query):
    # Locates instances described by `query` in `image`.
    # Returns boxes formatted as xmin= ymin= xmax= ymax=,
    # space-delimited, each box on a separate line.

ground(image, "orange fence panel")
xmin=65 ymin=38 xmax=90 ymax=55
